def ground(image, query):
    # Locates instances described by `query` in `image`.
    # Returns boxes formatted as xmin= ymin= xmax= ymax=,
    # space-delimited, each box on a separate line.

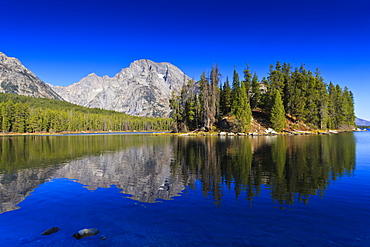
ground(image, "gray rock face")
xmin=52 ymin=59 xmax=190 ymax=117
xmin=0 ymin=52 xmax=63 ymax=100
xmin=355 ymin=117 xmax=370 ymax=126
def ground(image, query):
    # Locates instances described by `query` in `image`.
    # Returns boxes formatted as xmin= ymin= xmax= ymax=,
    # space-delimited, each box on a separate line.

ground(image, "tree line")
xmin=170 ymin=62 xmax=355 ymax=132
xmin=0 ymin=93 xmax=173 ymax=133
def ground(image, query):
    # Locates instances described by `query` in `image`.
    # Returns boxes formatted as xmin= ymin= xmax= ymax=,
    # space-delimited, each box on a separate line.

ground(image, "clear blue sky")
xmin=2 ymin=0 xmax=370 ymax=120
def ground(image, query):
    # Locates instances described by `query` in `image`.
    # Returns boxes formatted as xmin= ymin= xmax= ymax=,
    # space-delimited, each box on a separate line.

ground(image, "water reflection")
xmin=172 ymin=133 xmax=356 ymax=206
xmin=53 ymin=143 xmax=185 ymax=203
xmin=0 ymin=133 xmax=356 ymax=213
xmin=0 ymin=135 xmax=176 ymax=213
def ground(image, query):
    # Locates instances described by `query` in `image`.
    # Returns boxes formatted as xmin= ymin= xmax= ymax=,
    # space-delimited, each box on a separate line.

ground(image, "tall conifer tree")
xmin=243 ymin=64 xmax=252 ymax=101
xmin=270 ymin=90 xmax=286 ymax=131
xmin=250 ymin=73 xmax=261 ymax=109
xmin=234 ymin=82 xmax=252 ymax=132
xmin=220 ymin=76 xmax=232 ymax=116
xmin=231 ymin=68 xmax=240 ymax=114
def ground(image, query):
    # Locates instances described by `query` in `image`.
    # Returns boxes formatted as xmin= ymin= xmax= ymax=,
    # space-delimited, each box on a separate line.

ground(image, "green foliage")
xmin=262 ymin=63 xmax=355 ymax=129
xmin=270 ymin=90 xmax=286 ymax=131
xmin=242 ymin=64 xmax=252 ymax=97
xmin=220 ymin=77 xmax=232 ymax=116
xmin=170 ymin=62 xmax=355 ymax=132
xmin=170 ymin=68 xmax=220 ymax=132
xmin=0 ymin=93 xmax=173 ymax=133
xmin=234 ymin=83 xmax=252 ymax=132
xmin=231 ymin=68 xmax=240 ymax=111
xmin=250 ymin=73 xmax=261 ymax=109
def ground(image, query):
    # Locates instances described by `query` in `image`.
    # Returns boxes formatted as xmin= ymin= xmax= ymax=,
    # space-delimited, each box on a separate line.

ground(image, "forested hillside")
xmin=170 ymin=62 xmax=355 ymax=132
xmin=0 ymin=93 xmax=173 ymax=133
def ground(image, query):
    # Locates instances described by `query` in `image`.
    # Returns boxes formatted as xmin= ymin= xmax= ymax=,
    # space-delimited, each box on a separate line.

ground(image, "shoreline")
xmin=172 ymin=129 xmax=367 ymax=137
xmin=0 ymin=129 xmax=367 ymax=137
xmin=0 ymin=130 xmax=170 ymax=137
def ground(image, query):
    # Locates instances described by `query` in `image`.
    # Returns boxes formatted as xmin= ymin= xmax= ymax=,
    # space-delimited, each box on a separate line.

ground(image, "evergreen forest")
xmin=170 ymin=62 xmax=356 ymax=132
xmin=0 ymin=93 xmax=173 ymax=133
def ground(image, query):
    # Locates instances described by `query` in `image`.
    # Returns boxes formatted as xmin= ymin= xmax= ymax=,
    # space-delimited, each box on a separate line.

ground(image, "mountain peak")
xmin=0 ymin=52 xmax=22 ymax=65
xmin=87 ymin=72 xmax=99 ymax=77
xmin=52 ymin=59 xmax=190 ymax=117
xmin=0 ymin=52 xmax=63 ymax=100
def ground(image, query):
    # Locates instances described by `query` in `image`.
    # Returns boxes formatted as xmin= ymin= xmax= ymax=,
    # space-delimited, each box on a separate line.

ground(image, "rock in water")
xmin=72 ymin=228 xmax=100 ymax=240
xmin=41 ymin=227 xmax=60 ymax=235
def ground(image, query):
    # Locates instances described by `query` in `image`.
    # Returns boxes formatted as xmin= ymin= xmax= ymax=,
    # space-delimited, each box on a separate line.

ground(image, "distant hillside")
xmin=355 ymin=117 xmax=370 ymax=126
xmin=0 ymin=92 xmax=127 ymax=116
xmin=0 ymin=93 xmax=172 ymax=133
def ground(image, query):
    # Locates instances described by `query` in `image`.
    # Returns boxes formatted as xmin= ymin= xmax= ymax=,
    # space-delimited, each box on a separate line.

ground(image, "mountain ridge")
xmin=355 ymin=117 xmax=370 ymax=126
xmin=0 ymin=52 xmax=63 ymax=100
xmin=52 ymin=59 xmax=190 ymax=117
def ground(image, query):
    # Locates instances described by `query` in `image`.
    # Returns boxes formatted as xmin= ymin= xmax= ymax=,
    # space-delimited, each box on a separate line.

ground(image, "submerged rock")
xmin=72 ymin=228 xmax=100 ymax=240
xmin=41 ymin=227 xmax=60 ymax=235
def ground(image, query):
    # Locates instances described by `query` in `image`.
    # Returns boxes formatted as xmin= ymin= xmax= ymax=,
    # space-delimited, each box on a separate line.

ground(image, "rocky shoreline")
xmin=0 ymin=128 xmax=367 ymax=137
xmin=176 ymin=128 xmax=367 ymax=137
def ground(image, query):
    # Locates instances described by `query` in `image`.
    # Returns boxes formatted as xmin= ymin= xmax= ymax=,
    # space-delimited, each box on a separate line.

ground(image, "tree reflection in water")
xmin=172 ymin=133 xmax=356 ymax=206
xmin=0 ymin=133 xmax=356 ymax=213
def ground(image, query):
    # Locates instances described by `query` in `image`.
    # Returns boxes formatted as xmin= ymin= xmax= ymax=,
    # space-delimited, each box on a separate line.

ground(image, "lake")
xmin=0 ymin=132 xmax=369 ymax=246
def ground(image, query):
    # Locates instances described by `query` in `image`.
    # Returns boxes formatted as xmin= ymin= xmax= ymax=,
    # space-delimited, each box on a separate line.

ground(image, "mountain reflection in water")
xmin=0 ymin=133 xmax=355 ymax=213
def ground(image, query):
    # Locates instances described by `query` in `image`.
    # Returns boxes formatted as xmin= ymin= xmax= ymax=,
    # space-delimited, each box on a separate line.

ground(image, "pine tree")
xmin=335 ymin=84 xmax=346 ymax=128
xmin=220 ymin=76 xmax=232 ymax=116
xmin=185 ymin=80 xmax=197 ymax=129
xmin=169 ymin=91 xmax=182 ymax=122
xmin=209 ymin=64 xmax=221 ymax=129
xmin=234 ymin=82 xmax=252 ymax=132
xmin=341 ymin=87 xmax=355 ymax=129
xmin=231 ymin=68 xmax=240 ymax=114
xmin=281 ymin=63 xmax=293 ymax=113
xmin=169 ymin=91 xmax=184 ymax=132
xmin=311 ymin=69 xmax=328 ymax=129
xmin=250 ymin=73 xmax=261 ymax=109
xmin=259 ymin=77 xmax=269 ymax=111
xmin=348 ymin=91 xmax=355 ymax=125
xmin=2 ymin=100 xmax=14 ymax=132
xmin=199 ymin=72 xmax=211 ymax=130
xmin=268 ymin=62 xmax=284 ymax=94
xmin=266 ymin=62 xmax=284 ymax=112
xmin=290 ymin=68 xmax=307 ymax=122
xmin=13 ymin=102 xmax=29 ymax=133
xmin=270 ymin=90 xmax=286 ymax=132
xmin=243 ymin=64 xmax=252 ymax=101
xmin=304 ymin=71 xmax=320 ymax=127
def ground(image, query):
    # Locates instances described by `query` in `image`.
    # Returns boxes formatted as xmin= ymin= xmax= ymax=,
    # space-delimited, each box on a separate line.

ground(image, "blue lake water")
xmin=0 ymin=132 xmax=369 ymax=246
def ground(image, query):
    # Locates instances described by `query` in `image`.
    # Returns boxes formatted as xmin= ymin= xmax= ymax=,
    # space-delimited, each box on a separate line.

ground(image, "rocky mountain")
xmin=355 ymin=117 xmax=370 ymax=126
xmin=0 ymin=52 xmax=63 ymax=100
xmin=52 ymin=59 xmax=190 ymax=118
